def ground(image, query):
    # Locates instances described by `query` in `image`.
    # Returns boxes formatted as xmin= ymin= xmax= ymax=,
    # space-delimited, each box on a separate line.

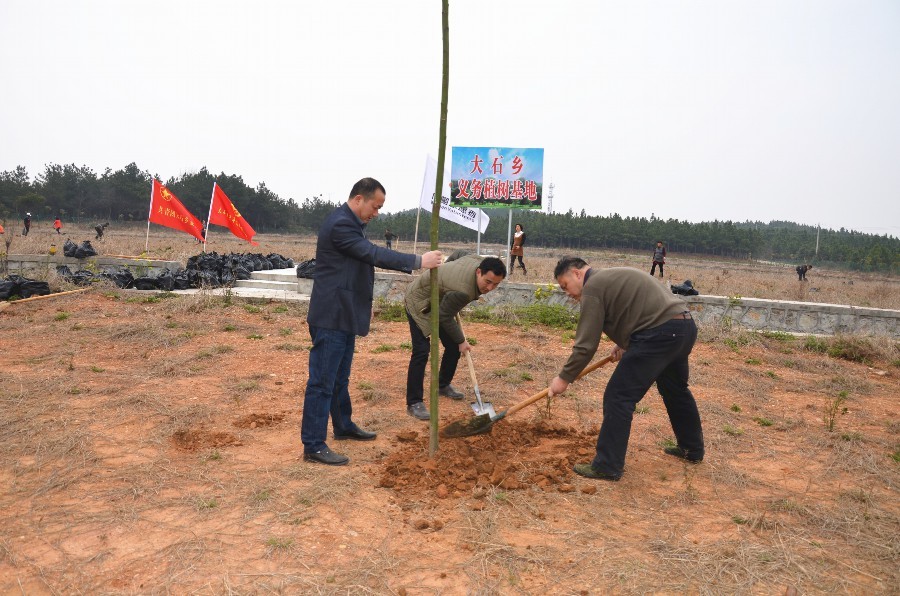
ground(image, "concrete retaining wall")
xmin=4 ymin=254 xmax=182 ymax=277
xmin=356 ymin=272 xmax=900 ymax=338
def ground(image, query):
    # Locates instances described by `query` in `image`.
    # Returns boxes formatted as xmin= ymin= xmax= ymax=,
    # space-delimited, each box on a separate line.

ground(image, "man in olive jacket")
xmin=548 ymin=257 xmax=704 ymax=481
xmin=404 ymin=253 xmax=506 ymax=420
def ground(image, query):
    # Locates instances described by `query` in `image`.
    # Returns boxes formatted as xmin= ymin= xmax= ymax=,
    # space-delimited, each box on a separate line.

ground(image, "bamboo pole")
xmin=429 ymin=0 xmax=450 ymax=457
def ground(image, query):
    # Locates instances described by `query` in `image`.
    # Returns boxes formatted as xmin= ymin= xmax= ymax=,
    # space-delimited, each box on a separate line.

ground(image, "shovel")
xmin=456 ymin=314 xmax=495 ymax=417
xmin=440 ymin=355 xmax=615 ymax=439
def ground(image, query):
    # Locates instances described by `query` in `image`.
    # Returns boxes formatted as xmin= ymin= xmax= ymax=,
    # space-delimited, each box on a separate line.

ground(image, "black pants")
xmin=405 ymin=309 xmax=460 ymax=406
xmin=592 ymin=317 xmax=703 ymax=476
xmin=650 ymin=261 xmax=664 ymax=277
xmin=512 ymin=254 xmax=526 ymax=273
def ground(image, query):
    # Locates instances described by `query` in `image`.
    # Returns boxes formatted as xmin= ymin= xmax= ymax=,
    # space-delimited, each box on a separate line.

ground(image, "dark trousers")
xmin=592 ymin=318 xmax=703 ymax=476
xmin=301 ymin=326 xmax=356 ymax=453
xmin=405 ymin=310 xmax=461 ymax=406
xmin=650 ymin=261 xmax=664 ymax=277
xmin=512 ymin=254 xmax=526 ymax=273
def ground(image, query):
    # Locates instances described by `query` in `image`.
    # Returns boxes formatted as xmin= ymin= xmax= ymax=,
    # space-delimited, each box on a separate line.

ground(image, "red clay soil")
xmin=0 ymin=290 xmax=897 ymax=593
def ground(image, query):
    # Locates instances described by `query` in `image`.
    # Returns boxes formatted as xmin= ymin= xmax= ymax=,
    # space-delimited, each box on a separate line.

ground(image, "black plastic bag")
xmin=133 ymin=277 xmax=158 ymax=291
xmin=0 ymin=280 xmax=18 ymax=300
xmin=296 ymin=259 xmax=316 ymax=279
xmin=671 ymin=280 xmax=699 ymax=296
xmin=102 ymin=268 xmax=134 ymax=289
xmin=63 ymin=239 xmax=78 ymax=257
xmin=19 ymin=279 xmax=51 ymax=298
xmin=73 ymin=240 xmax=98 ymax=259
xmin=155 ymin=271 xmax=175 ymax=291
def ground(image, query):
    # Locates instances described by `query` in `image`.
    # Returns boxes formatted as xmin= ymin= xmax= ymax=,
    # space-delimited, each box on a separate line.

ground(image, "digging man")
xmin=547 ymin=257 xmax=705 ymax=481
xmin=403 ymin=253 xmax=506 ymax=420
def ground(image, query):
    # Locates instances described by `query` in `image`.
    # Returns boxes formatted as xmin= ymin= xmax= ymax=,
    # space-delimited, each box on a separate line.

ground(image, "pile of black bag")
xmin=62 ymin=239 xmax=98 ymax=259
xmin=184 ymin=252 xmax=295 ymax=288
xmin=56 ymin=252 xmax=294 ymax=292
xmin=0 ymin=275 xmax=51 ymax=300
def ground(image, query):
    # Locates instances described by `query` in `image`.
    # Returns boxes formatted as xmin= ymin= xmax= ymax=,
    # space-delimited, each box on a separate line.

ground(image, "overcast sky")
xmin=2 ymin=1 xmax=899 ymax=235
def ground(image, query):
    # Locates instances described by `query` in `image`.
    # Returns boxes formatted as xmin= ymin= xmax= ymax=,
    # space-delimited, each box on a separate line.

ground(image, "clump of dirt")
xmin=172 ymin=428 xmax=243 ymax=451
xmin=233 ymin=412 xmax=287 ymax=429
xmin=379 ymin=420 xmax=596 ymax=498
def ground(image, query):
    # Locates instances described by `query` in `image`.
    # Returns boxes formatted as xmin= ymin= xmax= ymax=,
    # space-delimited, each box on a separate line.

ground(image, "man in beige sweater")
xmin=548 ymin=257 xmax=704 ymax=481
xmin=404 ymin=253 xmax=506 ymax=420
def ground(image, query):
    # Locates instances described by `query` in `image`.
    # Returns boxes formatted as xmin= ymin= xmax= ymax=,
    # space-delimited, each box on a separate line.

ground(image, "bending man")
xmin=404 ymin=253 xmax=506 ymax=420
xmin=548 ymin=258 xmax=704 ymax=481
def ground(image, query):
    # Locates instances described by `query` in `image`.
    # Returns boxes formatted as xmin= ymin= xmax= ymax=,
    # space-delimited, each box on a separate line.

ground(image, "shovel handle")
xmin=456 ymin=314 xmax=480 ymax=392
xmin=504 ymin=355 xmax=615 ymax=418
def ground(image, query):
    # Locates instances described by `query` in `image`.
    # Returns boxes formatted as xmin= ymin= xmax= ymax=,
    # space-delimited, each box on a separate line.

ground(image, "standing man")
xmin=23 ymin=213 xmax=32 ymax=236
xmin=384 ymin=228 xmax=397 ymax=249
xmin=548 ymin=258 xmax=704 ymax=481
xmin=302 ymin=178 xmax=442 ymax=466
xmin=796 ymin=264 xmax=812 ymax=281
xmin=404 ymin=253 xmax=506 ymax=420
xmin=650 ymin=241 xmax=666 ymax=277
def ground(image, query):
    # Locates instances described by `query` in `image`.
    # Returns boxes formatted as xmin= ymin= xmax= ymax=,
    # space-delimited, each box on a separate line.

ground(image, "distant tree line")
xmin=1 ymin=163 xmax=896 ymax=273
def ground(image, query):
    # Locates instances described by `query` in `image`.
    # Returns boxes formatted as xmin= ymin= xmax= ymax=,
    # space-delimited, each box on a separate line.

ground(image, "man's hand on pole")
xmin=421 ymin=250 xmax=443 ymax=269
xmin=610 ymin=345 xmax=626 ymax=362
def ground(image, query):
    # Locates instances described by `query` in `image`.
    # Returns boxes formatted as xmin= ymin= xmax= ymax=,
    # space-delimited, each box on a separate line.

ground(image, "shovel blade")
xmin=470 ymin=401 xmax=496 ymax=417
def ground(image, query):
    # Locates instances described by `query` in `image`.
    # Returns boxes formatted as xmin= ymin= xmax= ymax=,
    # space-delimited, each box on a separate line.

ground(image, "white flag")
xmin=419 ymin=155 xmax=490 ymax=233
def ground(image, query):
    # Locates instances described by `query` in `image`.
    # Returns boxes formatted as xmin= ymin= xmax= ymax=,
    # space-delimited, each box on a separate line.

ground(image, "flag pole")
xmin=204 ymin=183 xmax=216 ymax=253
xmin=145 ymin=180 xmax=154 ymax=253
xmin=413 ymin=207 xmax=421 ymax=254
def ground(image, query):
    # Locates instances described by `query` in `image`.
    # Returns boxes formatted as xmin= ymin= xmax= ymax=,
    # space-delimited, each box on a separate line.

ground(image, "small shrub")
xmin=723 ymin=424 xmax=743 ymax=436
xmin=520 ymin=372 xmax=533 ymax=381
xmin=223 ymin=324 xmax=237 ymax=332
xmin=272 ymin=305 xmax=289 ymax=313
xmin=753 ymin=417 xmax=773 ymax=427
xmin=745 ymin=358 xmax=761 ymax=365
xmin=373 ymin=344 xmax=395 ymax=353
xmin=375 ymin=299 xmax=407 ymax=322
xmin=197 ymin=498 xmax=218 ymax=510
xmin=90 ymin=366 xmax=105 ymax=373
xmin=247 ymin=334 xmax=264 ymax=340
xmin=276 ymin=343 xmax=305 ymax=351
xmin=279 ymin=328 xmax=293 ymax=336
xmin=823 ymin=395 xmax=846 ymax=432
xmin=400 ymin=341 xmax=412 ymax=350
xmin=760 ymin=330 xmax=794 ymax=341
xmin=467 ymin=337 xmax=478 ymax=346
xmin=730 ymin=404 xmax=742 ymax=413
xmin=765 ymin=371 xmax=778 ymax=379
xmin=244 ymin=304 xmax=262 ymax=314
xmin=54 ymin=312 xmax=70 ymax=321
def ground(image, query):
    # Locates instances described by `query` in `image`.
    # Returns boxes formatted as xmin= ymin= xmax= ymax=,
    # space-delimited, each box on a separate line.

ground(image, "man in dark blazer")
xmin=302 ymin=177 xmax=443 ymax=465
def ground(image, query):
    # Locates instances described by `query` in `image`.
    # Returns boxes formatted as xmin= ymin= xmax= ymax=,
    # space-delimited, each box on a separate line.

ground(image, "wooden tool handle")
xmin=456 ymin=314 xmax=481 ymax=391
xmin=504 ymin=355 xmax=615 ymax=418
xmin=0 ymin=287 xmax=90 ymax=308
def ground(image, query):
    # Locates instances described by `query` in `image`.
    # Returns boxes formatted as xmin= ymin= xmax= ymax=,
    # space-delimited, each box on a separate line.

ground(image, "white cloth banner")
xmin=419 ymin=155 xmax=490 ymax=233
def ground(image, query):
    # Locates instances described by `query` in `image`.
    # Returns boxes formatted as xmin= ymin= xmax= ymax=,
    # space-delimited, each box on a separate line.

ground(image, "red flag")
xmin=208 ymin=183 xmax=258 ymax=245
xmin=148 ymin=180 xmax=204 ymax=241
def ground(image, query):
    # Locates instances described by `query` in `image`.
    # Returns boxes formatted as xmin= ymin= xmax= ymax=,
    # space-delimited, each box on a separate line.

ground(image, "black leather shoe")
xmin=438 ymin=384 xmax=465 ymax=400
xmin=663 ymin=446 xmax=703 ymax=463
xmin=573 ymin=463 xmax=621 ymax=481
xmin=407 ymin=402 xmax=430 ymax=420
xmin=333 ymin=425 xmax=377 ymax=441
xmin=303 ymin=447 xmax=349 ymax=466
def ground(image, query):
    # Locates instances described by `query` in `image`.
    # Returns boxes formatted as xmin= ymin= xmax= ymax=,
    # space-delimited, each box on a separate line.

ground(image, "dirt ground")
xmin=0 ymin=289 xmax=898 ymax=594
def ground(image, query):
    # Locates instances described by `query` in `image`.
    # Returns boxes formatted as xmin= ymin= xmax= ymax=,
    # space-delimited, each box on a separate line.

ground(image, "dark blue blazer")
xmin=307 ymin=203 xmax=418 ymax=336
